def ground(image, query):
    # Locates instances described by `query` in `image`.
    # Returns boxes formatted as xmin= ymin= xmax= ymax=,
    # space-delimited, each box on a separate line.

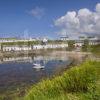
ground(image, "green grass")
xmin=0 ymin=41 xmax=41 ymax=46
xmin=90 ymin=44 xmax=100 ymax=56
xmin=25 ymin=61 xmax=100 ymax=100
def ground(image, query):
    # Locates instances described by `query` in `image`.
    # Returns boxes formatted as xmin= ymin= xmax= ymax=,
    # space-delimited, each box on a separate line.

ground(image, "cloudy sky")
xmin=0 ymin=0 xmax=100 ymax=39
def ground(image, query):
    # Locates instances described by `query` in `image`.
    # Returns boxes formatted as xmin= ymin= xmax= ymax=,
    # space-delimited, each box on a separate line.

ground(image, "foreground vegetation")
xmin=24 ymin=61 xmax=100 ymax=100
xmin=0 ymin=41 xmax=40 ymax=46
xmin=90 ymin=44 xmax=100 ymax=56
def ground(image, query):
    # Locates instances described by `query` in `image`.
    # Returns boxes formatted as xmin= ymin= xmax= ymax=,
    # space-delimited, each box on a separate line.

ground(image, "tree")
xmin=68 ymin=40 xmax=75 ymax=51
xmin=82 ymin=39 xmax=89 ymax=52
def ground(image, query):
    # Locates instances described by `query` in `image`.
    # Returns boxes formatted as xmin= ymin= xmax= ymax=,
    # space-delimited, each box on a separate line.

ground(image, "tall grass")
xmin=25 ymin=61 xmax=99 ymax=100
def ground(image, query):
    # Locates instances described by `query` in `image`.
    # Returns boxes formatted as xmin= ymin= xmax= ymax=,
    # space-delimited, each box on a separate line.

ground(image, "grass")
xmin=90 ymin=44 xmax=100 ymax=56
xmin=24 ymin=61 xmax=100 ymax=100
xmin=0 ymin=41 xmax=40 ymax=46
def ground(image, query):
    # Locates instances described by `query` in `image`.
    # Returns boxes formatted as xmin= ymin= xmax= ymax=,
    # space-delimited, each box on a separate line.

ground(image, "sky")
xmin=0 ymin=0 xmax=100 ymax=39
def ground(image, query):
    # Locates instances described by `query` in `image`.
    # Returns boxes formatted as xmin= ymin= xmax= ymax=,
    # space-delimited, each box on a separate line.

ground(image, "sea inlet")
xmin=0 ymin=50 xmax=87 ymax=98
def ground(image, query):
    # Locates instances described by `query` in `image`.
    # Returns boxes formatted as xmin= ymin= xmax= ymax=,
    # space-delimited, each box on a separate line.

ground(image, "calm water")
xmin=0 ymin=51 xmax=77 ymax=94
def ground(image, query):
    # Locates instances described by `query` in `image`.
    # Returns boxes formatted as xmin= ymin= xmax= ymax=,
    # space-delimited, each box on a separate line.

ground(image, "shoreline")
xmin=0 ymin=49 xmax=91 ymax=57
xmin=0 ymin=49 xmax=92 ymax=64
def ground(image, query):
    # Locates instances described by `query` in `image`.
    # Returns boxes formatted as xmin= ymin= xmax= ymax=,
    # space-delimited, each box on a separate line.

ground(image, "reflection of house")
xmin=0 ymin=56 xmax=32 ymax=63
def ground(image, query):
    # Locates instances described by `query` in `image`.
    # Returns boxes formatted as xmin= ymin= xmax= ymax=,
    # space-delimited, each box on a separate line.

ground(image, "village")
xmin=0 ymin=36 xmax=99 ymax=52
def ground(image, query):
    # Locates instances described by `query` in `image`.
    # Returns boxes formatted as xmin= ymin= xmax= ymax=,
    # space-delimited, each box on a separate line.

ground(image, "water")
xmin=0 ymin=51 xmax=76 ymax=94
xmin=0 ymin=50 xmax=87 ymax=97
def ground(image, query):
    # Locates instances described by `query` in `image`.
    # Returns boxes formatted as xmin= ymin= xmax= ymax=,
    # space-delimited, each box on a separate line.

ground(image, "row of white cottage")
xmin=1 ymin=44 xmax=68 ymax=52
xmin=0 ymin=41 xmax=100 ymax=52
xmin=0 ymin=38 xmax=100 ymax=52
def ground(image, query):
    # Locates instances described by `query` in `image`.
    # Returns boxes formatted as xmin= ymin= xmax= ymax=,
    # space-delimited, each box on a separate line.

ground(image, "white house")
xmin=74 ymin=40 xmax=84 ymax=47
xmin=2 ymin=45 xmax=31 ymax=52
xmin=88 ymin=37 xmax=100 ymax=45
xmin=60 ymin=36 xmax=69 ymax=41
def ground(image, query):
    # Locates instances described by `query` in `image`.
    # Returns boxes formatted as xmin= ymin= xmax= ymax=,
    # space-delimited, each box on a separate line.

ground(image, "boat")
xmin=33 ymin=63 xmax=45 ymax=69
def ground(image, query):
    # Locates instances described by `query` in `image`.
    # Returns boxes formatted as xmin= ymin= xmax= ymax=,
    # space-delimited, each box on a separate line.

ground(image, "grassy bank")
xmin=25 ymin=61 xmax=100 ymax=100
xmin=90 ymin=44 xmax=100 ymax=56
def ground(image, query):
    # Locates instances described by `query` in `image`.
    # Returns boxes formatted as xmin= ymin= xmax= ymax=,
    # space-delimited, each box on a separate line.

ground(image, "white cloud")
xmin=55 ymin=11 xmax=80 ymax=35
xmin=54 ymin=3 xmax=100 ymax=36
xmin=27 ymin=7 xmax=45 ymax=19
xmin=78 ymin=8 xmax=92 ymax=17
xmin=96 ymin=3 xmax=100 ymax=13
